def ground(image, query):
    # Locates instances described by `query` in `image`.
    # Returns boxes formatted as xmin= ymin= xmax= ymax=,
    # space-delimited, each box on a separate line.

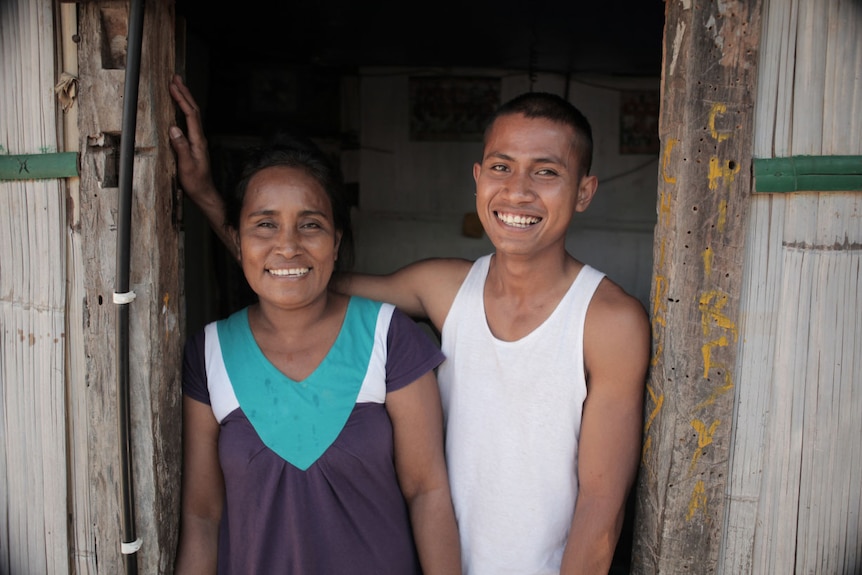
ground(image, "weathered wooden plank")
xmin=723 ymin=0 xmax=862 ymax=571
xmin=631 ymin=1 xmax=763 ymax=573
xmin=0 ymin=188 xmax=69 ymax=575
xmin=719 ymin=194 xmax=784 ymax=574
xmin=850 ymin=2 xmax=862 ymax=154
xmin=768 ymin=0 xmax=797 ymax=157
xmin=735 ymin=195 xmax=862 ymax=575
xmin=765 ymin=237 xmax=810 ymax=574
xmin=823 ymin=249 xmax=860 ymax=574
xmin=825 ymin=1 xmax=856 ymax=152
xmin=0 ymin=0 xmax=71 ymax=572
xmin=75 ymin=1 xmax=182 ymax=572
xmin=845 ymin=250 xmax=862 ymax=573
xmin=59 ymin=2 xmax=100 ymax=570
xmin=0 ymin=203 xmax=10 ymax=575
xmin=794 ymin=0 xmax=828 ymax=154
xmin=67 ymin=229 xmax=100 ymax=572
xmin=785 ymin=196 xmax=862 ymax=574
xmin=797 ymin=241 xmax=830 ymax=574
xmin=735 ymin=26 xmax=790 ymax=561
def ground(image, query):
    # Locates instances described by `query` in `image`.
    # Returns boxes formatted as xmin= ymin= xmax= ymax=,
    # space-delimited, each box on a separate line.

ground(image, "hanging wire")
xmin=116 ymin=0 xmax=146 ymax=573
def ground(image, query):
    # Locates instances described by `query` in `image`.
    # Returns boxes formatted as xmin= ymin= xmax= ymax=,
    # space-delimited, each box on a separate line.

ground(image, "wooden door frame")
xmin=71 ymin=0 xmax=183 ymax=572
xmin=632 ymin=1 xmax=763 ymax=573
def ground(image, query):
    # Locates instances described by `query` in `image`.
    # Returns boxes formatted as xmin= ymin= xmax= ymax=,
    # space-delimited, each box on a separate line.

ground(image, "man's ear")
xmin=575 ymin=175 xmax=599 ymax=212
xmin=472 ymin=162 xmax=481 ymax=184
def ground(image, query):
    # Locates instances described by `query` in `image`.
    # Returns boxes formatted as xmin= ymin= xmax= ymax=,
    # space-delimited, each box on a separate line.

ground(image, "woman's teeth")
xmin=268 ymin=267 xmax=310 ymax=277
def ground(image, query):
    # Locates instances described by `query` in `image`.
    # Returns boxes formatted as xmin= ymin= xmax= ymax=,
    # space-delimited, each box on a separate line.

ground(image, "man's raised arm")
xmin=334 ymin=258 xmax=471 ymax=331
xmin=169 ymin=75 xmax=236 ymax=258
xmin=169 ymin=75 xmax=472 ymax=331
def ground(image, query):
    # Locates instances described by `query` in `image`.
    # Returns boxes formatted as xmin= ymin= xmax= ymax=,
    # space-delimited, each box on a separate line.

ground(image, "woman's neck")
xmin=247 ymin=291 xmax=350 ymax=381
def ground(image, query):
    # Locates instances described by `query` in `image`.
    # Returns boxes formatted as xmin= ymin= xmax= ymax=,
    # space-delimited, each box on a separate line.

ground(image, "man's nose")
xmin=505 ymin=171 xmax=535 ymax=199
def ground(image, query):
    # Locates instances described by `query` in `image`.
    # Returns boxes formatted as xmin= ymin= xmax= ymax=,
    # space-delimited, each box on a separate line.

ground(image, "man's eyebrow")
xmin=485 ymin=151 xmax=565 ymax=165
xmin=484 ymin=151 xmax=514 ymax=161
xmin=533 ymin=156 xmax=565 ymax=165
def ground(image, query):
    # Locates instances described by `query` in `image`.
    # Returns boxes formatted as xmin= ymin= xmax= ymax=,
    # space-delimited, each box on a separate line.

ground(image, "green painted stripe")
xmin=0 ymin=152 xmax=79 ymax=181
xmin=754 ymin=155 xmax=862 ymax=193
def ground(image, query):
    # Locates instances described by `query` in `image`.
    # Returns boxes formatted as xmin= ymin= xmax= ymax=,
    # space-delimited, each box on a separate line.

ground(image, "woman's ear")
xmin=333 ymin=230 xmax=343 ymax=261
xmin=229 ymin=227 xmax=241 ymax=261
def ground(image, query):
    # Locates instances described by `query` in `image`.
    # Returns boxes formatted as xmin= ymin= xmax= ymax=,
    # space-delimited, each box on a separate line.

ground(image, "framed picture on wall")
xmin=620 ymin=90 xmax=660 ymax=154
xmin=409 ymin=77 xmax=501 ymax=142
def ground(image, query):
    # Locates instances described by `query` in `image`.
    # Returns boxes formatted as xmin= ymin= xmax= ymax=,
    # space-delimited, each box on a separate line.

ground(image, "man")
xmin=169 ymin=75 xmax=650 ymax=574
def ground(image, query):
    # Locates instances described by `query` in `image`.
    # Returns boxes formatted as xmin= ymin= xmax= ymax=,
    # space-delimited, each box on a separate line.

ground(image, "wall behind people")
xmin=349 ymin=68 xmax=658 ymax=309
xmin=181 ymin=62 xmax=659 ymax=333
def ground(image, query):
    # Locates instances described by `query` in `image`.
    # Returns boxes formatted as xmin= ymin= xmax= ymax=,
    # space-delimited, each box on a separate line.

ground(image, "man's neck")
xmin=487 ymin=248 xmax=579 ymax=296
xmin=483 ymin=250 xmax=583 ymax=341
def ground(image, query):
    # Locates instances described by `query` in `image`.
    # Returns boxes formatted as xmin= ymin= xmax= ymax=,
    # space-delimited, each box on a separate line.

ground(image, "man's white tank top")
xmin=438 ymin=254 xmax=606 ymax=575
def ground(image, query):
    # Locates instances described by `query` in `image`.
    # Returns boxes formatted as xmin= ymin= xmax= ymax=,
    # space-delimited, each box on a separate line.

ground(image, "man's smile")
xmin=495 ymin=211 xmax=541 ymax=228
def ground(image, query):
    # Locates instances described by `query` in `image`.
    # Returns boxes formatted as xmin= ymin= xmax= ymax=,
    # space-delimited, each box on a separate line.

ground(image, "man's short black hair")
xmin=486 ymin=92 xmax=594 ymax=176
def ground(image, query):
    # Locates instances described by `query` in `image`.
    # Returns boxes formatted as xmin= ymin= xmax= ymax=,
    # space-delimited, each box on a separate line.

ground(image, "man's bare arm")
xmin=334 ymin=258 xmax=472 ymax=332
xmin=169 ymin=75 xmax=237 ymax=258
xmin=560 ymin=283 xmax=650 ymax=574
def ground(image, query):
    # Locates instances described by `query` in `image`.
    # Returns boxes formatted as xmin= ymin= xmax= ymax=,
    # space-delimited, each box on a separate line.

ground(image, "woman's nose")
xmin=274 ymin=227 xmax=300 ymax=254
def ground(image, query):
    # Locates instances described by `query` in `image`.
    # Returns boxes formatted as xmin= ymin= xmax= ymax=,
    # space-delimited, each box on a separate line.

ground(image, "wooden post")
xmin=74 ymin=1 xmax=182 ymax=572
xmin=632 ymin=1 xmax=762 ymax=573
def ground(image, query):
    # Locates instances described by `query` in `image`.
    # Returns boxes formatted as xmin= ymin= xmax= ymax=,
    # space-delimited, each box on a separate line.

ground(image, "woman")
xmin=174 ymin=141 xmax=461 ymax=574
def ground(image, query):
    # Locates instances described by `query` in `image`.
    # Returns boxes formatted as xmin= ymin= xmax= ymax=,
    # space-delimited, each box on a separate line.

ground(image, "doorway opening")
xmin=174 ymin=4 xmax=665 ymax=572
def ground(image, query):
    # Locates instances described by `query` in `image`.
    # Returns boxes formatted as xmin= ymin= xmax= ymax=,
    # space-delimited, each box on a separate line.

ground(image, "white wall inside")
xmin=349 ymin=68 xmax=659 ymax=308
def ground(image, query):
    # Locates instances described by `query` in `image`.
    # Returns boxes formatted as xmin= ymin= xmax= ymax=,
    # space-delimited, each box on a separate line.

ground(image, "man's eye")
xmin=257 ymin=221 xmax=276 ymax=229
xmin=490 ymin=164 xmax=508 ymax=172
xmin=536 ymin=168 xmax=558 ymax=176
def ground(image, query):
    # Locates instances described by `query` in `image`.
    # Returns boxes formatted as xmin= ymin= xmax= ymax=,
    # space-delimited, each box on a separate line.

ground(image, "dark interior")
xmin=173 ymin=3 xmax=666 ymax=572
xmin=179 ymin=1 xmax=665 ymax=74
xmin=176 ymin=1 xmax=666 ymax=141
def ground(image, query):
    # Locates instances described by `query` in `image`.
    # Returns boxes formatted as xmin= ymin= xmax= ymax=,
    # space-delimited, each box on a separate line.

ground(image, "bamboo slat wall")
xmin=722 ymin=0 xmax=862 ymax=573
xmin=0 ymin=0 xmax=70 ymax=573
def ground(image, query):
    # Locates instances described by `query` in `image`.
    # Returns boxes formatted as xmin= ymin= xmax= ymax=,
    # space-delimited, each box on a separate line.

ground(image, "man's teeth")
xmin=268 ymin=267 xmax=310 ymax=277
xmin=497 ymin=212 xmax=540 ymax=227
